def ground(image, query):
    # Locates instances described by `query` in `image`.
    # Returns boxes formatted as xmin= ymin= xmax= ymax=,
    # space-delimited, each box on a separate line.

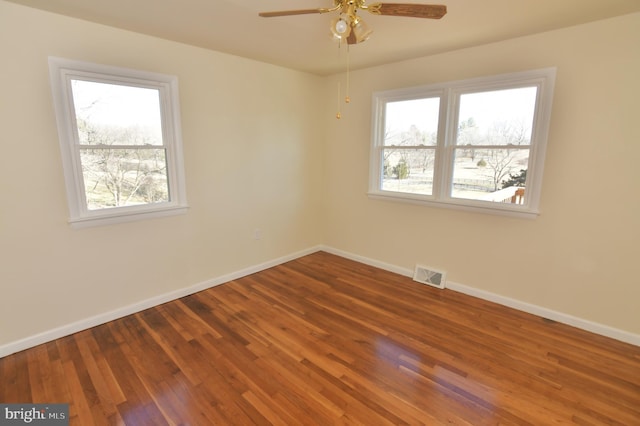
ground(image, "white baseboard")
xmin=320 ymin=245 xmax=640 ymax=347
xmin=0 ymin=245 xmax=323 ymax=358
xmin=444 ymin=281 xmax=640 ymax=347
xmin=321 ymin=246 xmax=415 ymax=277
xmin=3 ymin=244 xmax=637 ymax=358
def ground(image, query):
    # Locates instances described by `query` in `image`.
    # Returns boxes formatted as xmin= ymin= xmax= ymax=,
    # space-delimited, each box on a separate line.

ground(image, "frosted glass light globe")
xmin=335 ymin=19 xmax=348 ymax=34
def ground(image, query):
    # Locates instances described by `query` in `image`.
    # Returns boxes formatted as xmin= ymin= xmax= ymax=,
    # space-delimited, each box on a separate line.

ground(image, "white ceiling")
xmin=6 ymin=0 xmax=640 ymax=75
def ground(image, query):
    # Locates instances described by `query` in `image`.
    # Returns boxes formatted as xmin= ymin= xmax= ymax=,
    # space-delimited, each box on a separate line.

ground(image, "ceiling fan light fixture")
xmin=330 ymin=14 xmax=352 ymax=39
xmin=350 ymin=16 xmax=372 ymax=43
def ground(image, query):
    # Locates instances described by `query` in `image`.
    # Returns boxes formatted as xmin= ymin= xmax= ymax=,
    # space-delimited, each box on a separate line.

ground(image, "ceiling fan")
xmin=259 ymin=0 xmax=447 ymax=45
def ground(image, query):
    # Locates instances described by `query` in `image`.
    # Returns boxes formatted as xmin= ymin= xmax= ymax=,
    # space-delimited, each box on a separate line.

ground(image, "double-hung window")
xmin=369 ymin=68 xmax=556 ymax=218
xmin=49 ymin=57 xmax=188 ymax=228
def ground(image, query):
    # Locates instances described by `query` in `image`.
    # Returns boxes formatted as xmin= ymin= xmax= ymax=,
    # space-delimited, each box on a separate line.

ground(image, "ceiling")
xmin=6 ymin=0 xmax=640 ymax=75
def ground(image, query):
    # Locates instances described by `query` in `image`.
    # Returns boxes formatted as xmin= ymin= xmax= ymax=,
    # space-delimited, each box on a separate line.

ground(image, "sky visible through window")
xmin=386 ymin=97 xmax=440 ymax=137
xmin=385 ymin=87 xmax=537 ymax=137
xmin=458 ymin=87 xmax=537 ymax=140
xmin=71 ymin=79 xmax=163 ymax=143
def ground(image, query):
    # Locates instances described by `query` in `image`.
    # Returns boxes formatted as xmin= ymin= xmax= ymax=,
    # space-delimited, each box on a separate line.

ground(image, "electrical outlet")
xmin=253 ymin=228 xmax=262 ymax=240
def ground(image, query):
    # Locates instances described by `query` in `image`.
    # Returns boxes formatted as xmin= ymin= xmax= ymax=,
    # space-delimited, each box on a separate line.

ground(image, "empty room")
xmin=0 ymin=0 xmax=639 ymax=424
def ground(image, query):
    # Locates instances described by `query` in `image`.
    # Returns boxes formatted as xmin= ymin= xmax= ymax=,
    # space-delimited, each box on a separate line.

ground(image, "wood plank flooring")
xmin=1 ymin=251 xmax=639 ymax=425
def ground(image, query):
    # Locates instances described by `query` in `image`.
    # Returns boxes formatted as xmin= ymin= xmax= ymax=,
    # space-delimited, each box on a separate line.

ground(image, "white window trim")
xmin=369 ymin=68 xmax=556 ymax=219
xmin=48 ymin=57 xmax=188 ymax=228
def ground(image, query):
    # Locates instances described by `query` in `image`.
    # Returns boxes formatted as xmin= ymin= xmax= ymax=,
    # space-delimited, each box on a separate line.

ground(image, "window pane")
xmin=382 ymin=148 xmax=435 ymax=195
xmin=451 ymin=148 xmax=529 ymax=203
xmin=71 ymin=80 xmax=163 ymax=146
xmin=457 ymin=87 xmax=537 ymax=146
xmin=384 ymin=98 xmax=439 ymax=146
xmin=80 ymin=148 xmax=169 ymax=210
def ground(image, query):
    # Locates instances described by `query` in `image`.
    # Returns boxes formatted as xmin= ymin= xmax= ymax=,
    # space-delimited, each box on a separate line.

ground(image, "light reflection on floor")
xmin=373 ymin=335 xmax=498 ymax=420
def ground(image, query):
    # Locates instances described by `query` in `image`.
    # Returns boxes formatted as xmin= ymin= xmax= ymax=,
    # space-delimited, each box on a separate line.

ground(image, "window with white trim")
xmin=49 ymin=57 xmax=188 ymax=228
xmin=369 ymin=68 xmax=556 ymax=218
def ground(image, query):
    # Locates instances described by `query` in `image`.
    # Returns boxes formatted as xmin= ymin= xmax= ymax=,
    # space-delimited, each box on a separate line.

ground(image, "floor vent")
xmin=413 ymin=265 xmax=446 ymax=289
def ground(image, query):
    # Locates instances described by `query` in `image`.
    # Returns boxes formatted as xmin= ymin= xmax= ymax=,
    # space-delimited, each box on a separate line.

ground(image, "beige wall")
xmin=1 ymin=0 xmax=638 ymax=352
xmin=0 ymin=1 xmax=325 ymax=348
xmin=323 ymin=13 xmax=640 ymax=335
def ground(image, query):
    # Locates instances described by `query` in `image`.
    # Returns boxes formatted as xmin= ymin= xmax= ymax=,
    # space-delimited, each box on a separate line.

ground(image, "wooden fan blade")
xmin=259 ymin=9 xmax=328 ymax=17
xmin=368 ymin=3 xmax=447 ymax=19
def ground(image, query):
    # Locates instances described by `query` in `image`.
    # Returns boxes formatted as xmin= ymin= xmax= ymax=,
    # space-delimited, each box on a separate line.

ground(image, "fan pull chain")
xmin=336 ymin=42 xmax=351 ymax=119
xmin=345 ymin=44 xmax=351 ymax=104
xmin=336 ymin=38 xmax=341 ymax=119
xmin=336 ymin=81 xmax=342 ymax=119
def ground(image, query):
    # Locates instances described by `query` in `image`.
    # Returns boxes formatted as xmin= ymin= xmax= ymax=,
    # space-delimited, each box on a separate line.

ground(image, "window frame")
xmin=48 ymin=57 xmax=188 ymax=228
xmin=369 ymin=68 xmax=556 ymax=219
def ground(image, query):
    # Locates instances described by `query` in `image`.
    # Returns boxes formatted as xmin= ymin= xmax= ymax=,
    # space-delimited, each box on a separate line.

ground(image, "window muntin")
xmin=49 ymin=57 xmax=187 ymax=228
xmin=370 ymin=69 xmax=555 ymax=218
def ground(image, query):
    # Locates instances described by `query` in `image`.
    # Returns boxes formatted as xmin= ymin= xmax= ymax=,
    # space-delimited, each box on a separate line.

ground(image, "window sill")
xmin=367 ymin=192 xmax=539 ymax=219
xmin=69 ymin=205 xmax=189 ymax=229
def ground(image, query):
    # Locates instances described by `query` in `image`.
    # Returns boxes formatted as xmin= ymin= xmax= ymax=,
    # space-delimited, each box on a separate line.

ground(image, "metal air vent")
xmin=413 ymin=265 xmax=446 ymax=289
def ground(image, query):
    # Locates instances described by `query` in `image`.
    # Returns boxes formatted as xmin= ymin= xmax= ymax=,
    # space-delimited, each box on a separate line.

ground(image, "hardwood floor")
xmin=1 ymin=251 xmax=639 ymax=425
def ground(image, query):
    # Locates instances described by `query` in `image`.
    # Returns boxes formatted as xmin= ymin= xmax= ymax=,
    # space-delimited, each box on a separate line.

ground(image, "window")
xmin=49 ymin=57 xmax=188 ymax=228
xmin=369 ymin=68 xmax=556 ymax=218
